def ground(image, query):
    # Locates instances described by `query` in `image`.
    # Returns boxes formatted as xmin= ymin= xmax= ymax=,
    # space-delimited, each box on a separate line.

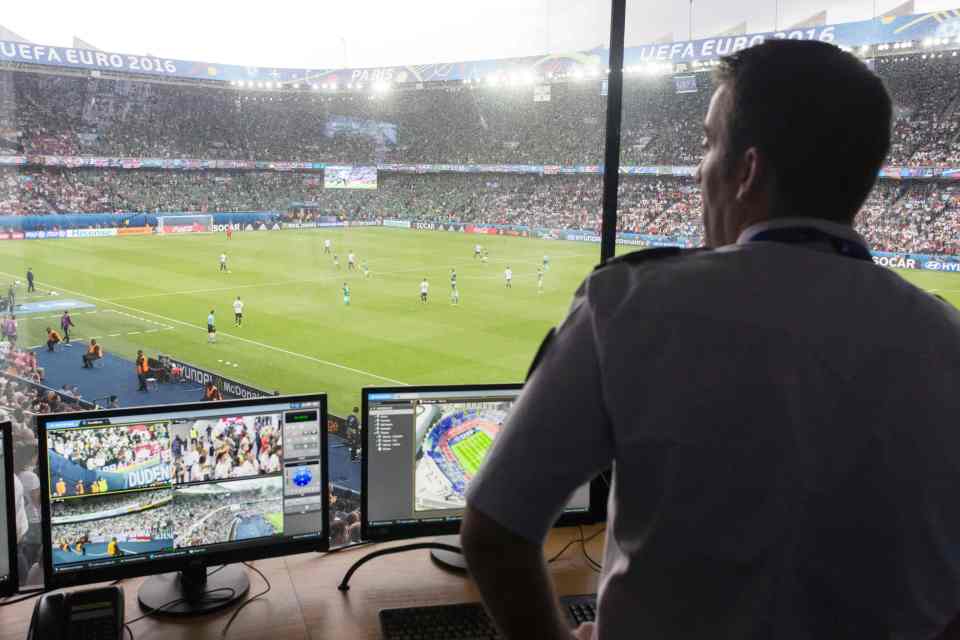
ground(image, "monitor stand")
xmin=138 ymin=564 xmax=250 ymax=616
xmin=429 ymin=534 xmax=468 ymax=571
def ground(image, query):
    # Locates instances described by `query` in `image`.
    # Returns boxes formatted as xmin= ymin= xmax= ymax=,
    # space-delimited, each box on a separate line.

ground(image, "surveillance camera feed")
xmin=42 ymin=400 xmax=325 ymax=575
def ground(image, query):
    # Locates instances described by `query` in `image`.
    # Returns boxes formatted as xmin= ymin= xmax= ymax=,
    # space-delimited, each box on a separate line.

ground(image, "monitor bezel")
xmin=361 ymin=384 xmax=594 ymax=542
xmin=0 ymin=421 xmax=17 ymax=597
xmin=38 ymin=395 xmax=329 ymax=590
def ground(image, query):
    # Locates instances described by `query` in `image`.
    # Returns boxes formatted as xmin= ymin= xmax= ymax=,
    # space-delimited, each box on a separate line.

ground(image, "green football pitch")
xmin=450 ymin=429 xmax=494 ymax=477
xmin=0 ymin=228 xmax=955 ymax=417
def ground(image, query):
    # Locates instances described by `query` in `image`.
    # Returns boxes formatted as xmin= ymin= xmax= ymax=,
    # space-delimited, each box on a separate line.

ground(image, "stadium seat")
xmin=145 ymin=377 xmax=158 ymax=391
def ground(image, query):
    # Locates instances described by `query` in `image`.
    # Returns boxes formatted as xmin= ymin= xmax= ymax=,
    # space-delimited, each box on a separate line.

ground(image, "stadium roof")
xmin=2 ymin=0 xmax=957 ymax=70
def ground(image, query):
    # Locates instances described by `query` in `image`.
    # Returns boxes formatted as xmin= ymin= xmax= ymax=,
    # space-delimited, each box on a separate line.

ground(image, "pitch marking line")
xmin=0 ymin=271 xmax=407 ymax=386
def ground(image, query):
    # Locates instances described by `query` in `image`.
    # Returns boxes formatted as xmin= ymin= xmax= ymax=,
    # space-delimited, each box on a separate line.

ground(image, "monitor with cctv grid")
xmin=37 ymin=396 xmax=328 ymax=596
xmin=361 ymin=384 xmax=592 ymax=542
xmin=0 ymin=422 xmax=17 ymax=597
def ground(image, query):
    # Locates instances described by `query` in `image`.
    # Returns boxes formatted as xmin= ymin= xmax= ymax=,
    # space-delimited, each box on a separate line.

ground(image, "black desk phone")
xmin=27 ymin=585 xmax=124 ymax=640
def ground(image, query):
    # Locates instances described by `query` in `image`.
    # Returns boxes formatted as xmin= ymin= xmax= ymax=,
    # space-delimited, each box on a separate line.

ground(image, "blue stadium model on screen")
xmin=361 ymin=385 xmax=594 ymax=552
xmin=0 ymin=422 xmax=18 ymax=597
xmin=37 ymin=396 xmax=328 ymax=616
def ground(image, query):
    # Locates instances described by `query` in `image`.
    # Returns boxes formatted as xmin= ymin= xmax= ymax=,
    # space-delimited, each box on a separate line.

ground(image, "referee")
xmin=462 ymin=41 xmax=960 ymax=639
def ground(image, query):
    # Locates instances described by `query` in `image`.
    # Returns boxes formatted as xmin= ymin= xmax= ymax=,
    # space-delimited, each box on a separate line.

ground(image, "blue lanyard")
xmin=748 ymin=226 xmax=873 ymax=262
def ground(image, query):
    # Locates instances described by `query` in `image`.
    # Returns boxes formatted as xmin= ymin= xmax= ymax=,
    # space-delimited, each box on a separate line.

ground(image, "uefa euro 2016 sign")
xmin=1 ymin=10 xmax=958 ymax=85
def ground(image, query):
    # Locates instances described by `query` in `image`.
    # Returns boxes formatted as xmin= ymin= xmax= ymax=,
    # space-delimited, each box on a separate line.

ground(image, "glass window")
xmin=617 ymin=0 xmax=960 ymax=267
xmin=0 ymin=0 xmax=611 ymax=575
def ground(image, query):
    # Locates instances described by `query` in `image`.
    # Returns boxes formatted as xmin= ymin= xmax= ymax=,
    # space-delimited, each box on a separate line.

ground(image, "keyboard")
xmin=379 ymin=593 xmax=596 ymax=639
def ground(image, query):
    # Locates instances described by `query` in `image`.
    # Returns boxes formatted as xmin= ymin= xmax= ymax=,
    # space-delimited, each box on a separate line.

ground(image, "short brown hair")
xmin=715 ymin=40 xmax=892 ymax=222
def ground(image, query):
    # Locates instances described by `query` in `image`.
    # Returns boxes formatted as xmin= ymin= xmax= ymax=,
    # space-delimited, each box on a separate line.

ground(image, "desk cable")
xmin=337 ymin=542 xmax=464 ymax=591
xmin=122 ymin=567 xmax=236 ymax=640
xmin=547 ymin=525 xmax=605 ymax=573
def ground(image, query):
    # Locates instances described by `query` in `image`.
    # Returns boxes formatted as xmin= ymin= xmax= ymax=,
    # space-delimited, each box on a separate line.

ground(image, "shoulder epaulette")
xmin=592 ymin=246 xmax=707 ymax=272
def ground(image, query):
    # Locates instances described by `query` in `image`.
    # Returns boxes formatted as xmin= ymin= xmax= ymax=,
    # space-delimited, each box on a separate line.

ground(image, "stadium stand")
xmin=3 ymin=169 xmax=955 ymax=255
xmin=0 ymin=53 xmax=958 ymax=166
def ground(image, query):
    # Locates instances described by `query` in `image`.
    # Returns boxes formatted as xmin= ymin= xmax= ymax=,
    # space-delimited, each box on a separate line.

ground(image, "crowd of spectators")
xmin=173 ymin=485 xmax=283 ymax=548
xmin=171 ymin=415 xmax=283 ymax=484
xmin=51 ymin=502 xmax=173 ymax=547
xmin=52 ymin=488 xmax=170 ymax=519
xmin=877 ymin=55 xmax=960 ymax=166
xmin=4 ymin=167 xmax=958 ymax=254
xmin=1 ymin=53 xmax=957 ymax=167
xmin=48 ymin=422 xmax=168 ymax=478
xmin=856 ymin=180 xmax=960 ymax=255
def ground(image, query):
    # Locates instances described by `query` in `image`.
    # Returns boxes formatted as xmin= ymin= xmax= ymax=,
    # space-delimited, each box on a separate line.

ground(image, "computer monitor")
xmin=361 ymin=384 xmax=592 ymax=544
xmin=0 ymin=421 xmax=17 ymax=597
xmin=38 ymin=395 xmax=327 ymax=615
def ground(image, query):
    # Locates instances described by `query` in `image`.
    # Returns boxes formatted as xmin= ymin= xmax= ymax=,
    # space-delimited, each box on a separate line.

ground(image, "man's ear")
xmin=735 ymin=146 xmax=763 ymax=202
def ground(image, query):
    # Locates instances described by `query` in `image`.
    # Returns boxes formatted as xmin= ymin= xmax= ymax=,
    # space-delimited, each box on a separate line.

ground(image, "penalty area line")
xmin=0 ymin=271 xmax=407 ymax=386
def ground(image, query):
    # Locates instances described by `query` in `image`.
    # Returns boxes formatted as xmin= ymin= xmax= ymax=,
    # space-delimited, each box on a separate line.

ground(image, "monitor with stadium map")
xmin=361 ymin=384 xmax=592 ymax=542
xmin=37 ymin=396 xmax=328 ymax=615
xmin=0 ymin=422 xmax=17 ymax=597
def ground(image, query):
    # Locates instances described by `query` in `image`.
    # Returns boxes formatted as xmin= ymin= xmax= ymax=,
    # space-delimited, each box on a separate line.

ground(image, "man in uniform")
xmin=82 ymin=339 xmax=102 ymax=368
xmin=503 ymin=266 xmax=512 ymax=289
xmin=26 ymin=268 xmax=34 ymax=293
xmin=461 ymin=41 xmax=960 ymax=640
xmin=60 ymin=310 xmax=75 ymax=344
xmin=219 ymin=252 xmax=228 ymax=273
xmin=204 ymin=381 xmax=223 ymax=401
xmin=46 ymin=327 xmax=62 ymax=352
xmin=346 ymin=407 xmax=360 ymax=462
xmin=136 ymin=350 xmax=149 ymax=392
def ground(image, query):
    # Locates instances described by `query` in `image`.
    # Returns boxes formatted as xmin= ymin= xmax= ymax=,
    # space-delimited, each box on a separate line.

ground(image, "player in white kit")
xmin=504 ymin=266 xmax=512 ymax=288
xmin=233 ymin=296 xmax=244 ymax=326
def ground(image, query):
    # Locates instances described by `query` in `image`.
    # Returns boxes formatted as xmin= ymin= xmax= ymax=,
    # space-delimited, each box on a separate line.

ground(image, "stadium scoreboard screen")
xmin=37 ymin=397 xmax=328 ymax=587
xmin=362 ymin=385 xmax=591 ymax=541
xmin=673 ymin=74 xmax=697 ymax=94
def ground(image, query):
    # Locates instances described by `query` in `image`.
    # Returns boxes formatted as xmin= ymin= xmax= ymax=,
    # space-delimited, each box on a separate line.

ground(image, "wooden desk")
xmin=0 ymin=525 xmax=604 ymax=640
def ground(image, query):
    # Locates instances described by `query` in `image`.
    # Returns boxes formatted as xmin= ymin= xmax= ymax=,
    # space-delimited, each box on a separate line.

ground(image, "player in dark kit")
xmin=26 ymin=268 xmax=34 ymax=292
